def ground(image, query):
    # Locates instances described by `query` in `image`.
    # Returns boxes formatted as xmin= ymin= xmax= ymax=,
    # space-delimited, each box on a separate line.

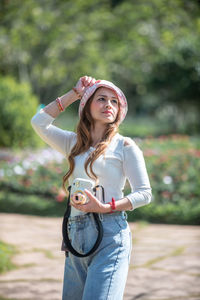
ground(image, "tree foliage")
xmin=0 ymin=0 xmax=200 ymax=131
xmin=0 ymin=76 xmax=41 ymax=148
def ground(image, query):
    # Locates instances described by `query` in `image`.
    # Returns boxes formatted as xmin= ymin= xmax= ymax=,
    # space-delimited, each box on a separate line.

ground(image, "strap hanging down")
xmin=62 ymin=186 xmax=104 ymax=257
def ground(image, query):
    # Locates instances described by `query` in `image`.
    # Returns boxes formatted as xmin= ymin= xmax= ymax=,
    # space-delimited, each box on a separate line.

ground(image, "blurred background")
xmin=0 ymin=0 xmax=200 ymax=277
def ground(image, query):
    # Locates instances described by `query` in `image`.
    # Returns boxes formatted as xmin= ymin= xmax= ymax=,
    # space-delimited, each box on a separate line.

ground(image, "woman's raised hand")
xmin=75 ymin=76 xmax=96 ymax=97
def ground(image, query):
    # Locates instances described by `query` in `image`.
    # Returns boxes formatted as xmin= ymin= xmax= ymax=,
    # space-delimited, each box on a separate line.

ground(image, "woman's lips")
xmin=103 ymin=110 xmax=112 ymax=115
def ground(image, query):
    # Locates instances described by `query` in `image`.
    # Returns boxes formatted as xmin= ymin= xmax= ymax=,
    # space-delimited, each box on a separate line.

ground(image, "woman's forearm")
xmin=102 ymin=197 xmax=133 ymax=213
xmin=43 ymin=89 xmax=79 ymax=118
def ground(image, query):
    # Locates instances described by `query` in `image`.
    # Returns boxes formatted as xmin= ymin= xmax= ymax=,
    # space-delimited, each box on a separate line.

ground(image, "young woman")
xmin=31 ymin=75 xmax=152 ymax=300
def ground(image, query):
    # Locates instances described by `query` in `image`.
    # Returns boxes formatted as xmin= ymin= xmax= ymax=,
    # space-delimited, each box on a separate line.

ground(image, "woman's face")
xmin=90 ymin=87 xmax=119 ymax=125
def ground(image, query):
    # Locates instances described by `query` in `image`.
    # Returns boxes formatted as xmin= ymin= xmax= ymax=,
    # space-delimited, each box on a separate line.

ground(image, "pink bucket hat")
xmin=78 ymin=80 xmax=128 ymax=124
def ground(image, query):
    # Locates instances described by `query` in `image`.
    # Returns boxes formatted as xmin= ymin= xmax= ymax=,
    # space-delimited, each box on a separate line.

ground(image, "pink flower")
xmin=56 ymin=188 xmax=66 ymax=202
xmin=20 ymin=178 xmax=32 ymax=187
xmin=161 ymin=191 xmax=171 ymax=199
xmin=194 ymin=150 xmax=200 ymax=158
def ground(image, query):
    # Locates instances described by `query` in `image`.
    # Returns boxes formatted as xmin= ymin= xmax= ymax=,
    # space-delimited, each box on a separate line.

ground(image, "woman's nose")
xmin=105 ymin=100 xmax=112 ymax=108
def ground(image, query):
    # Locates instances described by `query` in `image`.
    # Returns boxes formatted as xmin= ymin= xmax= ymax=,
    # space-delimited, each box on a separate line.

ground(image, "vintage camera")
xmin=70 ymin=178 xmax=95 ymax=205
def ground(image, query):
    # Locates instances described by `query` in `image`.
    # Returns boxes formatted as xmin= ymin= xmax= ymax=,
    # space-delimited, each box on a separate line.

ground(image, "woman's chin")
xmin=93 ymin=115 xmax=116 ymax=125
xmin=103 ymin=114 xmax=115 ymax=122
xmin=102 ymin=118 xmax=115 ymax=124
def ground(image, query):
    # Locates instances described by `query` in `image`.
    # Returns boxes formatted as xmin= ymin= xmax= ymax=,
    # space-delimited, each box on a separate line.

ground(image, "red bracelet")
xmin=109 ymin=197 xmax=116 ymax=213
xmin=72 ymin=87 xmax=82 ymax=99
xmin=56 ymin=97 xmax=64 ymax=112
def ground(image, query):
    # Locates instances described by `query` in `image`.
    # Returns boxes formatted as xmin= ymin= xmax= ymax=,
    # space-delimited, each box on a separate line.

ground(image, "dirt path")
xmin=0 ymin=213 xmax=200 ymax=300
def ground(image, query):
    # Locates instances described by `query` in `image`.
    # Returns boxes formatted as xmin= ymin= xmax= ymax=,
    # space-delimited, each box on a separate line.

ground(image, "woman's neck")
xmin=90 ymin=123 xmax=106 ymax=147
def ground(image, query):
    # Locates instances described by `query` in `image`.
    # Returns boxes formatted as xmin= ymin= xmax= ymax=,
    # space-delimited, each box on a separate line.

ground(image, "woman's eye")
xmin=112 ymin=99 xmax=118 ymax=104
xmin=97 ymin=97 xmax=118 ymax=105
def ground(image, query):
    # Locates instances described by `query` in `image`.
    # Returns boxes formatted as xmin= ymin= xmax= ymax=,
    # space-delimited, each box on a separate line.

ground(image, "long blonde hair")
xmin=62 ymin=88 xmax=121 ymax=193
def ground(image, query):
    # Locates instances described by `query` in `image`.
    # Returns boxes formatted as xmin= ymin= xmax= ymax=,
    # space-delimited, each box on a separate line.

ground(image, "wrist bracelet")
xmin=56 ymin=97 xmax=64 ymax=112
xmin=109 ymin=197 xmax=116 ymax=213
xmin=72 ymin=87 xmax=82 ymax=99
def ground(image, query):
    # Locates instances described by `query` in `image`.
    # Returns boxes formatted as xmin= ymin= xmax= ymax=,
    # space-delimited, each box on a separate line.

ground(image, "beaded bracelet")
xmin=72 ymin=87 xmax=82 ymax=99
xmin=56 ymin=97 xmax=64 ymax=112
xmin=109 ymin=197 xmax=116 ymax=213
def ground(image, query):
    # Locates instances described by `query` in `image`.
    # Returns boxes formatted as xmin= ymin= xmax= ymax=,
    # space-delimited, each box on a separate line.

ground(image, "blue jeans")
xmin=62 ymin=212 xmax=132 ymax=300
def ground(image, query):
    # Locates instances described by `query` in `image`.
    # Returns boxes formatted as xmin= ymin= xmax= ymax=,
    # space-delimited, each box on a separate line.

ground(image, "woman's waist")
xmin=68 ymin=211 xmax=127 ymax=224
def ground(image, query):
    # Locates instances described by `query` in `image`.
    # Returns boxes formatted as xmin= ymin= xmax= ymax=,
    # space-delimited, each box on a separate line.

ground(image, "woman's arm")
xmin=122 ymin=138 xmax=152 ymax=210
xmin=71 ymin=190 xmax=132 ymax=213
xmin=43 ymin=90 xmax=78 ymax=119
xmin=31 ymin=76 xmax=96 ymax=155
xmin=43 ymin=75 xmax=96 ymax=118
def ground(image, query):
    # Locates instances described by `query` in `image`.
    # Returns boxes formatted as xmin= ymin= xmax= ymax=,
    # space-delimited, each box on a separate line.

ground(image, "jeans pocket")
xmin=82 ymin=223 xmax=100 ymax=253
xmin=102 ymin=219 xmax=121 ymax=236
xmin=115 ymin=218 xmax=132 ymax=259
xmin=114 ymin=216 xmax=128 ymax=230
xmin=67 ymin=223 xmax=84 ymax=253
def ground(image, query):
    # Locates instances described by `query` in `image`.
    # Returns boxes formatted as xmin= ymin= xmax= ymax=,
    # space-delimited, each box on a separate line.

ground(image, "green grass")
xmin=56 ymin=113 xmax=180 ymax=138
xmin=0 ymin=297 xmax=18 ymax=300
xmin=54 ymin=110 xmax=78 ymax=132
xmin=119 ymin=116 xmax=162 ymax=137
xmin=55 ymin=112 xmax=165 ymax=138
xmin=33 ymin=248 xmax=55 ymax=259
xmin=0 ymin=241 xmax=18 ymax=274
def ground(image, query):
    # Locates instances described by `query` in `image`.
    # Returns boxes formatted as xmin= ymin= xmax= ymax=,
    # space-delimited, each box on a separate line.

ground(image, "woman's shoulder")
xmin=115 ymin=134 xmax=143 ymax=157
xmin=115 ymin=133 xmax=138 ymax=147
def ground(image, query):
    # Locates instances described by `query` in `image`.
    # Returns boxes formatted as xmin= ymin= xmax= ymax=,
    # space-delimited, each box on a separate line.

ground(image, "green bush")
xmin=0 ymin=191 xmax=67 ymax=217
xmin=0 ymin=76 xmax=42 ymax=148
xmin=127 ymin=200 xmax=200 ymax=225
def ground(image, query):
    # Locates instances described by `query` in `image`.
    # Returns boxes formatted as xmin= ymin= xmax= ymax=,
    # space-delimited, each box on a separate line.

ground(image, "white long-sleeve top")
xmin=31 ymin=109 xmax=152 ymax=216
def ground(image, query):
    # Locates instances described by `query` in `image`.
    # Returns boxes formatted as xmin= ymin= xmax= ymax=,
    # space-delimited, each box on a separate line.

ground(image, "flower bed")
xmin=0 ymin=148 xmax=68 ymax=216
xmin=0 ymin=135 xmax=200 ymax=224
xmin=127 ymin=135 xmax=200 ymax=224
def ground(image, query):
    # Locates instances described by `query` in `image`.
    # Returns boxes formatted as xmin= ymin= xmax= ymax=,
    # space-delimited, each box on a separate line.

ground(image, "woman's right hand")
xmin=74 ymin=75 xmax=96 ymax=97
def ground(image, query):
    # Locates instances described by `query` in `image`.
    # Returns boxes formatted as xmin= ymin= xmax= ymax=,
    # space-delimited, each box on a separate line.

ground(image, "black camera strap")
xmin=62 ymin=185 xmax=104 ymax=257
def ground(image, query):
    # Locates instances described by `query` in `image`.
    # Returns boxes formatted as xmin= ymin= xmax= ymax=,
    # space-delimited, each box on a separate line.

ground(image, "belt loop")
xmin=98 ymin=213 xmax=103 ymax=221
xmin=122 ymin=211 xmax=128 ymax=220
xmin=124 ymin=211 xmax=128 ymax=220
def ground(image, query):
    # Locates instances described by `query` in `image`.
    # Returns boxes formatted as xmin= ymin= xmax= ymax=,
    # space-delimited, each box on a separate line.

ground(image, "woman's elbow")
xmin=145 ymin=189 xmax=152 ymax=205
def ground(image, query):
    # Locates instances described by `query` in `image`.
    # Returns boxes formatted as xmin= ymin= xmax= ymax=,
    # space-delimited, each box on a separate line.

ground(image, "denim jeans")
xmin=62 ymin=212 xmax=132 ymax=300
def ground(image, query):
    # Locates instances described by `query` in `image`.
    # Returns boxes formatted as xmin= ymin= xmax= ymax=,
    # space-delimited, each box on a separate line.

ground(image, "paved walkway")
xmin=0 ymin=213 xmax=200 ymax=300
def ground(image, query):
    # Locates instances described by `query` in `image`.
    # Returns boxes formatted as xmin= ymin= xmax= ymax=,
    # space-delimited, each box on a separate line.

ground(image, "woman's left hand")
xmin=70 ymin=189 xmax=107 ymax=213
